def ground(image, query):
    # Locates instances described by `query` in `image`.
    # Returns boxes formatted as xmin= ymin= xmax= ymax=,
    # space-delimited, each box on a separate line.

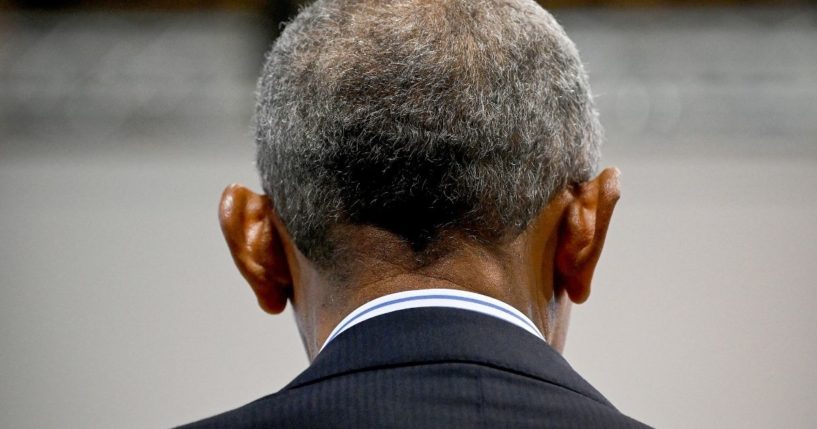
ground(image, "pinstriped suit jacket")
xmin=180 ymin=307 xmax=650 ymax=428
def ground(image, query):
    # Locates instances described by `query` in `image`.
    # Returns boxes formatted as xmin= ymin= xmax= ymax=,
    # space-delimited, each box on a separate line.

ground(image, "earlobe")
xmin=554 ymin=168 xmax=621 ymax=304
xmin=219 ymin=184 xmax=292 ymax=314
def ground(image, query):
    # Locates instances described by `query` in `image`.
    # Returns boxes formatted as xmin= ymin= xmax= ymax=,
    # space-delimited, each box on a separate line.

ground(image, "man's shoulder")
xmin=179 ymin=359 xmax=648 ymax=429
xmin=178 ymin=308 xmax=651 ymax=428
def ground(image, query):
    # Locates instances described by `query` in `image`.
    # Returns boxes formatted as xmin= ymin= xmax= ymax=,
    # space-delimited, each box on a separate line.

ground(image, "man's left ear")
xmin=218 ymin=184 xmax=293 ymax=314
xmin=554 ymin=167 xmax=621 ymax=304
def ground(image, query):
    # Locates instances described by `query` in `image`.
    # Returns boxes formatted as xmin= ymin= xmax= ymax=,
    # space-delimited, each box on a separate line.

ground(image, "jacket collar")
xmin=285 ymin=307 xmax=613 ymax=407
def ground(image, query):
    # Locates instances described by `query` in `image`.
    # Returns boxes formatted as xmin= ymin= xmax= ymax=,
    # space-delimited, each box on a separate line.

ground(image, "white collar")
xmin=320 ymin=288 xmax=546 ymax=352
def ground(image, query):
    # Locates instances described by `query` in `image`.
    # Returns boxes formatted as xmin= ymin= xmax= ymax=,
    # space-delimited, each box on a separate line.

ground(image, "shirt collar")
xmin=320 ymin=288 xmax=546 ymax=352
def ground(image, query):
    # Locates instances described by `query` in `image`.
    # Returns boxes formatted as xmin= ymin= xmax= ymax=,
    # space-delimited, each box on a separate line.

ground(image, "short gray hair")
xmin=255 ymin=0 xmax=601 ymax=268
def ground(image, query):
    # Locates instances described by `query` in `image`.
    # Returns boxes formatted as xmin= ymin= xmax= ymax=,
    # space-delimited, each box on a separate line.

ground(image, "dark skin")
xmin=218 ymin=167 xmax=621 ymax=361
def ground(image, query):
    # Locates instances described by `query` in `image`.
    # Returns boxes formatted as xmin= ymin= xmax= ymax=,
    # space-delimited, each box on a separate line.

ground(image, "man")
xmin=182 ymin=0 xmax=649 ymax=427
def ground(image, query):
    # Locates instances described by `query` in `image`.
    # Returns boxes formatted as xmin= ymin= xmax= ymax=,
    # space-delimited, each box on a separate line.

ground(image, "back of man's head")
xmin=255 ymin=0 xmax=601 ymax=272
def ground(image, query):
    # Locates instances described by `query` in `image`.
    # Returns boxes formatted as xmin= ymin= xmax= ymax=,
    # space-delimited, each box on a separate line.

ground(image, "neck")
xmin=291 ymin=225 xmax=559 ymax=361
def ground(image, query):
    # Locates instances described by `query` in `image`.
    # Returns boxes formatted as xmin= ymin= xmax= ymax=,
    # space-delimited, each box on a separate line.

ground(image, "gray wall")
xmin=1 ymin=9 xmax=815 ymax=428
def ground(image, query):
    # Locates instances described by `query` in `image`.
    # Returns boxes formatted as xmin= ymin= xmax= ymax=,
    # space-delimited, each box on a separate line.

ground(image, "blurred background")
xmin=1 ymin=0 xmax=816 ymax=428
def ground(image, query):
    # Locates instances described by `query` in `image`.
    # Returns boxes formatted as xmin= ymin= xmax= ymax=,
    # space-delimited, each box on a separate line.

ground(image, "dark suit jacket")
xmin=180 ymin=307 xmax=650 ymax=428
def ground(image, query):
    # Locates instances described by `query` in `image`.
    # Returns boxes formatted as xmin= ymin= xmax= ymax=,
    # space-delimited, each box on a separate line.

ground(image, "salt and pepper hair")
xmin=255 ymin=0 xmax=602 ymax=269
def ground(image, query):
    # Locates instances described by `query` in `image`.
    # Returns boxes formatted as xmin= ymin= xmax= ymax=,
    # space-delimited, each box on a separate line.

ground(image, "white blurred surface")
xmin=1 ymin=9 xmax=816 ymax=429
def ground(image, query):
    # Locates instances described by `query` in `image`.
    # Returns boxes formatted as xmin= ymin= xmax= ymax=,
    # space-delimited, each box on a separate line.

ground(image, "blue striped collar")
xmin=319 ymin=288 xmax=546 ymax=352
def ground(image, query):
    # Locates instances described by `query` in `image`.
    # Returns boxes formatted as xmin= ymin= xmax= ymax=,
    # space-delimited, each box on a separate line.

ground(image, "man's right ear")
xmin=218 ymin=184 xmax=292 ymax=314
